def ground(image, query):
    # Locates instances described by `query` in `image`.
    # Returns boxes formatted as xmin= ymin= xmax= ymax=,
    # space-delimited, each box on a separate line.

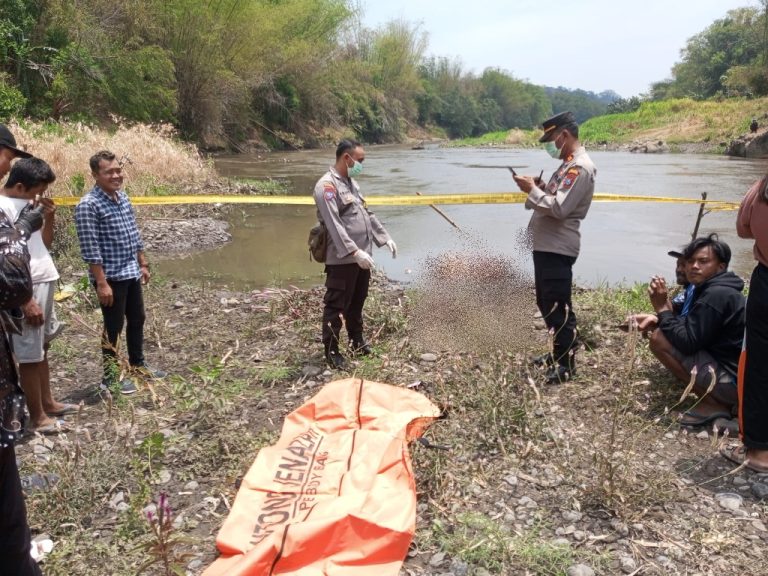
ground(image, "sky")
xmin=361 ymin=0 xmax=760 ymax=97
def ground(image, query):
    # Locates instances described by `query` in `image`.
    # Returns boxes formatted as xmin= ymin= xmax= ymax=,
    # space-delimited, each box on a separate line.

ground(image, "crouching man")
xmin=631 ymin=234 xmax=745 ymax=429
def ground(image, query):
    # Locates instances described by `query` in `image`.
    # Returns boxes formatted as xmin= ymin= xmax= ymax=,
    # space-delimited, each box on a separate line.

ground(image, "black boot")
xmin=350 ymin=337 xmax=372 ymax=356
xmin=544 ymin=364 xmax=573 ymax=384
xmin=325 ymin=346 xmax=347 ymax=370
xmin=531 ymin=352 xmax=553 ymax=367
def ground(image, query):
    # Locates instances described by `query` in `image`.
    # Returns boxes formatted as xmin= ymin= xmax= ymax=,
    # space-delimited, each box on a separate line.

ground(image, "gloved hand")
xmin=353 ymin=250 xmax=375 ymax=270
xmin=386 ymin=239 xmax=397 ymax=259
xmin=15 ymin=204 xmax=45 ymax=239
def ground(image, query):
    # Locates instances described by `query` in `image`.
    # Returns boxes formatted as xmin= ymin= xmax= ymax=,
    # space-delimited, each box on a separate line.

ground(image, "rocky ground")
xmin=16 ymin=245 xmax=768 ymax=576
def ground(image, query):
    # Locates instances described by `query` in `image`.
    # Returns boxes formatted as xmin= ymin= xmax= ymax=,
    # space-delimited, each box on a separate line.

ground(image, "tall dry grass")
xmin=7 ymin=120 xmax=215 ymax=197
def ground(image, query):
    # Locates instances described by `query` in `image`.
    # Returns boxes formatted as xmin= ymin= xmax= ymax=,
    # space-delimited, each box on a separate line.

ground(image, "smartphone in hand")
xmin=508 ymin=167 xmax=517 ymax=176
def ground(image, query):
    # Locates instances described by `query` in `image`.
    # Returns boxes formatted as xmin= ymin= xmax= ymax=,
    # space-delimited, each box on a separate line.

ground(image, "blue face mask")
xmin=348 ymin=158 xmax=363 ymax=177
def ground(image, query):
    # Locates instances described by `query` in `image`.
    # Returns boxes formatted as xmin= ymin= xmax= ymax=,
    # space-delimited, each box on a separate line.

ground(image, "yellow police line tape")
xmin=48 ymin=193 xmax=741 ymax=210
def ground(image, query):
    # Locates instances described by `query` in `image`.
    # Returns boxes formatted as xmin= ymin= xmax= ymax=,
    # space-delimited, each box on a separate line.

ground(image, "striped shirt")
xmin=74 ymin=186 xmax=144 ymax=281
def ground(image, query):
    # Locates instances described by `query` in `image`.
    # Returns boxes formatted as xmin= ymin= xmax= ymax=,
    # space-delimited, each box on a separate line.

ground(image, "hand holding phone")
xmin=508 ymin=167 xmax=517 ymax=176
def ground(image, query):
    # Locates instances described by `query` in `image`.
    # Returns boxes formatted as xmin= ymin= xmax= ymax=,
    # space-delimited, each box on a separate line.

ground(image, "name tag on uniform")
xmin=339 ymin=191 xmax=355 ymax=205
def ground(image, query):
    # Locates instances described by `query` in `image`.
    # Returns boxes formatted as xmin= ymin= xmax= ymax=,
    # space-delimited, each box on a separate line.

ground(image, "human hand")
xmin=140 ymin=265 xmax=151 ymax=285
xmin=22 ymin=298 xmax=44 ymax=326
xmin=352 ymin=250 xmax=375 ymax=270
xmin=648 ymin=276 xmax=670 ymax=312
xmin=38 ymin=197 xmax=56 ymax=217
xmin=386 ymin=239 xmax=397 ymax=259
xmin=96 ymin=280 xmax=114 ymax=307
xmin=629 ymin=313 xmax=658 ymax=333
xmin=512 ymin=175 xmax=535 ymax=193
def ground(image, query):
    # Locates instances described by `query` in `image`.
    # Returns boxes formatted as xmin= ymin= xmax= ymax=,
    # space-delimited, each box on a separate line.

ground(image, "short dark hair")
xmin=683 ymin=233 xmax=731 ymax=266
xmin=90 ymin=150 xmax=116 ymax=173
xmin=562 ymin=123 xmax=579 ymax=139
xmin=4 ymin=157 xmax=56 ymax=189
xmin=336 ymin=139 xmax=361 ymax=160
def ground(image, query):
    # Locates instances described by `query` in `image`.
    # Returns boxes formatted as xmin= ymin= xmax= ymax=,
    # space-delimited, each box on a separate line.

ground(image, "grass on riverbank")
xmin=580 ymin=97 xmax=768 ymax=148
xmin=446 ymin=128 xmax=540 ymax=148
xmin=10 ymin=120 xmax=216 ymax=197
xmin=20 ymin=272 xmax=768 ymax=576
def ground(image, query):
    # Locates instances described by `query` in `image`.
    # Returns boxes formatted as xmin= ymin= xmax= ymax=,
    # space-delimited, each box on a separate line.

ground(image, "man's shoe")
xmin=350 ymin=340 xmax=372 ymax=356
xmin=100 ymin=377 xmax=138 ymax=395
xmin=325 ymin=350 xmax=347 ymax=370
xmin=531 ymin=353 xmax=553 ymax=367
xmin=545 ymin=365 xmax=573 ymax=385
xmin=132 ymin=364 xmax=168 ymax=379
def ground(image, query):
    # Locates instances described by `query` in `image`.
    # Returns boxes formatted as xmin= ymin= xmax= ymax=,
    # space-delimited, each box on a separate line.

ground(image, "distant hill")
xmin=543 ymin=87 xmax=621 ymax=124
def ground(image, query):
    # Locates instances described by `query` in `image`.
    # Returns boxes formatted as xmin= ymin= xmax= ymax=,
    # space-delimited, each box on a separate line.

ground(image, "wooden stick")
xmin=415 ymin=191 xmax=461 ymax=230
xmin=691 ymin=192 xmax=708 ymax=239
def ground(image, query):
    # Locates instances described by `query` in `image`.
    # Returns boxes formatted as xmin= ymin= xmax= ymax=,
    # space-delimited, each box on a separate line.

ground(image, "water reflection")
xmin=157 ymin=146 xmax=766 ymax=289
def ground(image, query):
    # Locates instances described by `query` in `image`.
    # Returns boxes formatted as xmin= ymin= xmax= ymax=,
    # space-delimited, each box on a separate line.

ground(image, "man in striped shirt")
xmin=75 ymin=150 xmax=166 ymax=395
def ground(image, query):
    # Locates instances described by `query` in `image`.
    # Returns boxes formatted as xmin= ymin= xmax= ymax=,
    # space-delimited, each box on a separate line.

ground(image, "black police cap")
xmin=539 ymin=111 xmax=577 ymax=142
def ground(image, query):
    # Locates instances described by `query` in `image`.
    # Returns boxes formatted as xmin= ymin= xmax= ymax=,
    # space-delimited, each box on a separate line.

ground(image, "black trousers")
xmin=98 ymin=278 xmax=146 ymax=378
xmin=533 ymin=251 xmax=578 ymax=368
xmin=0 ymin=444 xmax=42 ymax=576
xmin=741 ymin=263 xmax=768 ymax=450
xmin=322 ymin=264 xmax=370 ymax=352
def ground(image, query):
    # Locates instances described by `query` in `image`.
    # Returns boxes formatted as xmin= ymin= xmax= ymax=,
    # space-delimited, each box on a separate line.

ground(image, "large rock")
xmin=726 ymin=129 xmax=768 ymax=158
xmin=628 ymin=140 xmax=669 ymax=154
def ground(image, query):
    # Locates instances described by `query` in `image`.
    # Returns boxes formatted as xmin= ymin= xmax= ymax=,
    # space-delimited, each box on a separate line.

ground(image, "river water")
xmin=157 ymin=145 xmax=767 ymax=288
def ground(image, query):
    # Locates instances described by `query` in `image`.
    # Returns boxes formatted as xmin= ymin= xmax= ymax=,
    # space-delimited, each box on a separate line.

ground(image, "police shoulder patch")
xmin=322 ymin=182 xmax=336 ymax=200
xmin=560 ymin=168 xmax=580 ymax=191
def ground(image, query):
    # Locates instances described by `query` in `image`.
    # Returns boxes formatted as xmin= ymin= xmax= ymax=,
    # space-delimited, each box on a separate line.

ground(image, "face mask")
xmin=544 ymin=138 xmax=561 ymax=159
xmin=348 ymin=158 xmax=363 ymax=177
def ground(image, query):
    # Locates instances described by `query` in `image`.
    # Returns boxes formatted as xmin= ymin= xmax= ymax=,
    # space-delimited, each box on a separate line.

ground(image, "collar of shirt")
xmin=93 ymin=185 xmax=126 ymax=204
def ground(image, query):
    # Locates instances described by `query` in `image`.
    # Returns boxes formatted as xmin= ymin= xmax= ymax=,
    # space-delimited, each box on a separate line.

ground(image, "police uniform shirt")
xmin=313 ymin=167 xmax=390 ymax=265
xmin=525 ymin=146 xmax=596 ymax=258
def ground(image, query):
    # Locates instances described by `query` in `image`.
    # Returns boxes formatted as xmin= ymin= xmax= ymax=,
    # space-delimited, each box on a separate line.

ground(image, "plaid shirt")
xmin=75 ymin=186 xmax=144 ymax=281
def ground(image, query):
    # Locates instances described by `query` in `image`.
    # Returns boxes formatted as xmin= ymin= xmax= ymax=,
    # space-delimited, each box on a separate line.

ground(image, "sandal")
xmin=46 ymin=403 xmax=79 ymax=417
xmin=719 ymin=444 xmax=768 ymax=473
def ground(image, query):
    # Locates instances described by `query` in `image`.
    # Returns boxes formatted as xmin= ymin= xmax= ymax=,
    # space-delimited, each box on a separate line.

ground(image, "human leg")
xmin=99 ymin=279 xmax=128 ymax=381
xmin=652 ymin=330 xmax=739 ymax=418
xmin=648 ymin=329 xmax=691 ymax=383
xmin=0 ymin=444 xmax=43 ymax=576
xmin=13 ymin=282 xmax=59 ymax=428
xmin=124 ymin=278 xmax=146 ymax=367
xmin=740 ymin=263 xmax=768 ymax=467
xmin=533 ymin=252 xmax=577 ymax=374
xmin=17 ymin=363 xmax=55 ymax=430
xmin=321 ymin=264 xmax=356 ymax=366
xmin=345 ymin=268 xmax=370 ymax=353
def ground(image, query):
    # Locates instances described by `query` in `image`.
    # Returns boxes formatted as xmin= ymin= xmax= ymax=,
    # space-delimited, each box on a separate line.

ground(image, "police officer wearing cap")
xmin=313 ymin=139 xmax=396 ymax=369
xmin=512 ymin=111 xmax=596 ymax=384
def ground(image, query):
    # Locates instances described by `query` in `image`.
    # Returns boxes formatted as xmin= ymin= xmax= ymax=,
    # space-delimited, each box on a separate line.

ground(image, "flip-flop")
xmin=46 ymin=403 xmax=79 ymax=417
xmin=679 ymin=410 xmax=732 ymax=429
xmin=33 ymin=420 xmax=69 ymax=435
xmin=719 ymin=444 xmax=768 ymax=473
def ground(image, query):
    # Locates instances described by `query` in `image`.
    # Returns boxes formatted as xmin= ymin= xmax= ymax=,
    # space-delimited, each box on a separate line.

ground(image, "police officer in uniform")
xmin=512 ymin=112 xmax=596 ymax=383
xmin=313 ymin=140 xmax=396 ymax=369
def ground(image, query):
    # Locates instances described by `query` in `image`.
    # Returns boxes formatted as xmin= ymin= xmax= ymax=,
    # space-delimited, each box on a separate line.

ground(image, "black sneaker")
xmin=531 ymin=353 xmax=554 ymax=367
xmin=132 ymin=364 xmax=168 ymax=379
xmin=325 ymin=350 xmax=347 ymax=370
xmin=100 ymin=377 xmax=138 ymax=395
xmin=545 ymin=365 xmax=573 ymax=385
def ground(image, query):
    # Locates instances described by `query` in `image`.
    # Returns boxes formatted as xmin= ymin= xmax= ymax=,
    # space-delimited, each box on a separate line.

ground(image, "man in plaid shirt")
xmin=74 ymin=150 xmax=166 ymax=395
